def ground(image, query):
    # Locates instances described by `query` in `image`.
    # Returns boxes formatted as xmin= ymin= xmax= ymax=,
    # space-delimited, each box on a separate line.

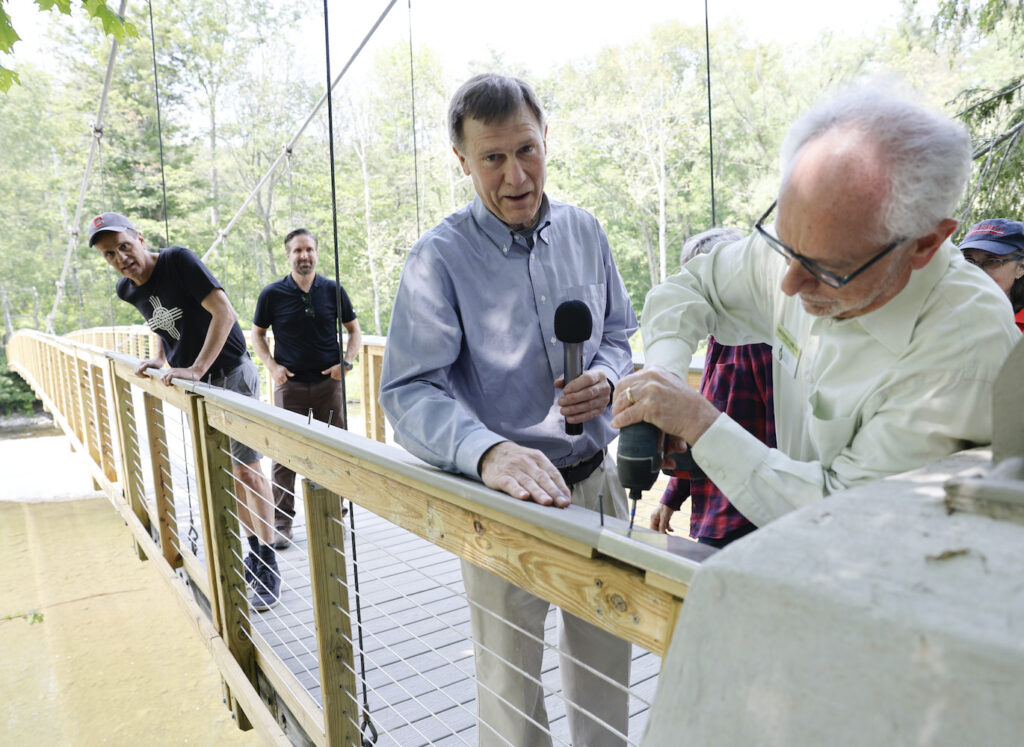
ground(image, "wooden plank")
xmin=185 ymin=393 xmax=217 ymax=615
xmin=195 ymin=398 xmax=256 ymax=729
xmin=303 ymin=481 xmax=360 ymax=747
xmin=362 ymin=343 xmax=386 ymax=443
xmin=107 ymin=359 xmax=151 ymax=557
xmin=109 ymin=356 xmax=197 ymax=411
xmin=144 ymin=392 xmax=182 ymax=568
xmin=81 ymin=357 xmax=101 ymax=468
xmin=206 ymin=403 xmax=596 ymax=559
xmin=93 ymin=363 xmax=118 ymax=483
xmin=205 ymin=404 xmax=681 ymax=656
xmin=253 ymin=645 xmax=328 ymax=747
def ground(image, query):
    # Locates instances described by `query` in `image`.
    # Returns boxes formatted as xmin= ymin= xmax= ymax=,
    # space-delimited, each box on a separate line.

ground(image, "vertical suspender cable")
xmin=147 ymin=0 xmax=171 ymax=245
xmin=407 ymin=0 xmax=421 ymax=236
xmin=704 ymin=0 xmax=716 ymax=225
xmin=321 ymin=2 xmax=376 ymax=744
xmin=45 ymin=0 xmax=129 ymax=334
xmin=97 ymin=127 xmax=117 ymax=328
xmin=149 ymin=0 xmax=197 ymax=553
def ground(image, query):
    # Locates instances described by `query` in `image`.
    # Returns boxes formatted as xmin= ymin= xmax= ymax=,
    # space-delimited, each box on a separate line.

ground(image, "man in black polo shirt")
xmin=90 ymin=211 xmax=281 ymax=612
xmin=252 ymin=228 xmax=362 ymax=546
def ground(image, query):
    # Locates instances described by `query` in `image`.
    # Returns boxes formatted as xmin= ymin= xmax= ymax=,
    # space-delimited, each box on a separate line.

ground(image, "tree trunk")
xmin=360 ymin=151 xmax=382 ymax=334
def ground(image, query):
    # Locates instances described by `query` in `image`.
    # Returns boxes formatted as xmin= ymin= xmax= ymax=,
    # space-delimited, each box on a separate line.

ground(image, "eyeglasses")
xmin=301 ymin=293 xmax=315 ymax=318
xmin=755 ymin=200 xmax=906 ymax=289
xmin=963 ymin=254 xmax=1024 ymax=272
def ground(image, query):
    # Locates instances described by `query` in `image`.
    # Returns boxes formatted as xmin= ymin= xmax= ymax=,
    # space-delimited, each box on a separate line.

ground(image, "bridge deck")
xmin=172 ymin=475 xmax=661 ymax=745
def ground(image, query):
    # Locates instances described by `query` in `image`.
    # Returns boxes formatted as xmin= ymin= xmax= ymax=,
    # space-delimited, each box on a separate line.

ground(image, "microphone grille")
xmin=554 ymin=300 xmax=592 ymax=343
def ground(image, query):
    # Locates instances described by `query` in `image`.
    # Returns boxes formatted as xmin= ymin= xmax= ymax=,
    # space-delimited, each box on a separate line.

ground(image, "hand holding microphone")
xmin=554 ymin=300 xmax=593 ymax=436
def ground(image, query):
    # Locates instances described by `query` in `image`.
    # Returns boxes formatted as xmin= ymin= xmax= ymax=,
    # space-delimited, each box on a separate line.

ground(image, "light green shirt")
xmin=642 ymin=233 xmax=1019 ymax=527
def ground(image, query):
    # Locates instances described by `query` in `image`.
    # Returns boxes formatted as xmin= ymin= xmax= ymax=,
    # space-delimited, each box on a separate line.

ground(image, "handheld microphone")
xmin=554 ymin=300 xmax=592 ymax=436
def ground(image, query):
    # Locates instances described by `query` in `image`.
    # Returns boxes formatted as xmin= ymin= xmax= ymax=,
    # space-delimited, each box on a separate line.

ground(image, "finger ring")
xmin=626 ymin=386 xmax=634 ymax=403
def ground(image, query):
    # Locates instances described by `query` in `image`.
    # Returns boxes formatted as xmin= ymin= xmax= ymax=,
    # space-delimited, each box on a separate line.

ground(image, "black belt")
xmin=558 ymin=450 xmax=604 ymax=488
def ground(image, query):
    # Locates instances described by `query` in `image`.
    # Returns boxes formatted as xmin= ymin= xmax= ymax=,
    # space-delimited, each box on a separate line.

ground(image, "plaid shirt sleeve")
xmin=660 ymin=337 xmax=775 ymax=539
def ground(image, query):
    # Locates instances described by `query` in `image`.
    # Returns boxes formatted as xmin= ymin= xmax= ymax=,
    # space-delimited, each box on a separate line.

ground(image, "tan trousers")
xmin=462 ymin=453 xmax=631 ymax=746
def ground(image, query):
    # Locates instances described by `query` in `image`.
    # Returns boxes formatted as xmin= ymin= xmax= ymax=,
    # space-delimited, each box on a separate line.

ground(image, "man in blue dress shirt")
xmin=380 ymin=73 xmax=637 ymax=746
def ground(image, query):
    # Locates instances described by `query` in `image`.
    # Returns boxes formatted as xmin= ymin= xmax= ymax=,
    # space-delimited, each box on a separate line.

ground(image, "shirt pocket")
xmin=806 ymin=412 xmax=856 ymax=465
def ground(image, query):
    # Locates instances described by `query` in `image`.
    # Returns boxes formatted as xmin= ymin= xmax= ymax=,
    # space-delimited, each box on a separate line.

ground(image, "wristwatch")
xmin=343 ymin=360 xmax=354 ymax=371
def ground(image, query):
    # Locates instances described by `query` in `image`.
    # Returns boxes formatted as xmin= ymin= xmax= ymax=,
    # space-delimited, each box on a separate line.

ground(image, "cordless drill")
xmin=616 ymin=422 xmax=662 ymax=536
xmin=617 ymin=422 xmax=703 ymax=536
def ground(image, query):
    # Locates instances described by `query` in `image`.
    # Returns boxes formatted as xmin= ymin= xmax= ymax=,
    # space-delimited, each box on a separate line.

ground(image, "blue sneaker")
xmin=243 ymin=550 xmax=258 ymax=589
xmin=251 ymin=545 xmax=281 ymax=612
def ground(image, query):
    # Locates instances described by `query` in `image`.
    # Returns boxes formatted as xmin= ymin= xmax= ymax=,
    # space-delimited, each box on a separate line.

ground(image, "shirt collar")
xmin=845 ymin=239 xmax=954 ymax=353
xmin=284 ymin=272 xmax=320 ymax=291
xmin=471 ymin=194 xmax=552 ymax=254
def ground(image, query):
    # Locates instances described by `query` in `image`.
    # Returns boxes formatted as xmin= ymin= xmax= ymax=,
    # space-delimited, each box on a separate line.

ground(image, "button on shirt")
xmin=642 ymin=233 xmax=1019 ymax=527
xmin=380 ymin=195 xmax=637 ymax=478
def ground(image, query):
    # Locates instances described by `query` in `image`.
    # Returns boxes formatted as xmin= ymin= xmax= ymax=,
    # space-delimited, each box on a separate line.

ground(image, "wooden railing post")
xmin=303 ymin=480 xmax=361 ymax=745
xmin=144 ymin=391 xmax=182 ymax=569
xmin=83 ymin=358 xmax=103 ymax=470
xmin=194 ymin=398 xmax=255 ymax=731
xmin=92 ymin=362 xmax=118 ymax=484
xmin=361 ymin=343 xmax=385 ymax=443
xmin=107 ymin=359 xmax=151 ymax=560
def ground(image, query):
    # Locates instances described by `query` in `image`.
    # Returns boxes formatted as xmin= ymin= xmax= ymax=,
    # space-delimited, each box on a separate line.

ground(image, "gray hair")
xmin=780 ymin=81 xmax=971 ymax=241
xmin=448 ymin=73 xmax=545 ymax=150
xmin=680 ymin=227 xmax=745 ymax=268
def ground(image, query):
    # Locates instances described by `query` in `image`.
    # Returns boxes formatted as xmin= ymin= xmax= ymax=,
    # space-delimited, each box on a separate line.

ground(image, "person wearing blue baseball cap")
xmin=958 ymin=218 xmax=1024 ymax=332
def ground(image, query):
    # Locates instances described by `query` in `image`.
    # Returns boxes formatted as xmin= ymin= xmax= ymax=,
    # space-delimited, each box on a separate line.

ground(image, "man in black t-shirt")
xmin=90 ymin=212 xmax=282 ymax=612
xmin=253 ymin=228 xmax=362 ymax=546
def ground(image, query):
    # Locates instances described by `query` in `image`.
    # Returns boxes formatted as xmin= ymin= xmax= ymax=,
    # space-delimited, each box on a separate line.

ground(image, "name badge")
xmin=775 ymin=322 xmax=801 ymax=378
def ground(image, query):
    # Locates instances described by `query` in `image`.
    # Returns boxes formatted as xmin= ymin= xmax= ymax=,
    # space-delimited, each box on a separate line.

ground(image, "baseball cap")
xmin=957 ymin=219 xmax=1024 ymax=256
xmin=87 ymin=212 xmax=138 ymax=246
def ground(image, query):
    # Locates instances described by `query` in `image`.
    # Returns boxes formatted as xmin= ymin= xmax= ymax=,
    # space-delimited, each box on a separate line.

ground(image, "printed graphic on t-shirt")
xmin=146 ymin=295 xmax=183 ymax=340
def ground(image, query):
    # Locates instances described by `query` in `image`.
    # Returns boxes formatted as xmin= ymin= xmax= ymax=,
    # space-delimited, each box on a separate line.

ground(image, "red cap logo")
xmin=93 ymin=216 xmax=104 ymax=227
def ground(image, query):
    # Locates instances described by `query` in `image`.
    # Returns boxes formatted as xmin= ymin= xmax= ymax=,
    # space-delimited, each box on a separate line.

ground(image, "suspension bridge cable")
xmin=201 ymin=0 xmax=399 ymax=264
xmin=704 ymin=0 xmax=716 ymax=226
xmin=322 ymin=2 xmax=375 ymax=743
xmin=407 ymin=0 xmax=421 ymax=236
xmin=45 ymin=0 xmax=129 ymax=334
xmin=146 ymin=0 xmax=171 ymax=245
xmin=322 ymin=0 xmax=349 ymax=438
xmin=96 ymin=112 xmax=117 ymax=327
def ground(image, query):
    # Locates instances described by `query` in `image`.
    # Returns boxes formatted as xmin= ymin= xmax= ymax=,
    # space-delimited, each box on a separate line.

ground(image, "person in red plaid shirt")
xmin=650 ymin=227 xmax=776 ymax=548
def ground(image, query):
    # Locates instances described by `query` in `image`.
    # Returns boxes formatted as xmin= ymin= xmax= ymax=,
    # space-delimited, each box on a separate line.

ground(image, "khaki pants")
xmin=462 ymin=453 xmax=631 ymax=747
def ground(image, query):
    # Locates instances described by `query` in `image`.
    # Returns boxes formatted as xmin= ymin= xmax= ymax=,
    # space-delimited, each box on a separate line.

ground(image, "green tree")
xmin=0 ymin=0 xmax=136 ymax=91
xmin=931 ymin=0 xmax=1024 ymax=228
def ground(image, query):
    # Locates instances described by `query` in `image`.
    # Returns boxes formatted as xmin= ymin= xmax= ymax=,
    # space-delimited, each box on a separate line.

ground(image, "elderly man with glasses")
xmin=252 ymin=228 xmax=362 ymax=547
xmin=611 ymin=83 xmax=1019 ymax=528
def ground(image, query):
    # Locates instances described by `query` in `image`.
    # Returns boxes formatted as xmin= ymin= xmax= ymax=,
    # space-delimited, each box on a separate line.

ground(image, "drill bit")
xmin=626 ymin=489 xmax=641 ymax=537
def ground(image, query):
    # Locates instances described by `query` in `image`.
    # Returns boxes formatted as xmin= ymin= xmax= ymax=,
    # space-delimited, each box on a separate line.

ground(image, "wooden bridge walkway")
xmin=175 ymin=488 xmax=661 ymax=745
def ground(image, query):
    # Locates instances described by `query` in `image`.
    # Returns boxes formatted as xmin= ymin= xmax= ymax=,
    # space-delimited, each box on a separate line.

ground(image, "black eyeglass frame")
xmin=755 ymin=200 xmax=906 ymax=289
xmin=961 ymin=253 xmax=1024 ymax=272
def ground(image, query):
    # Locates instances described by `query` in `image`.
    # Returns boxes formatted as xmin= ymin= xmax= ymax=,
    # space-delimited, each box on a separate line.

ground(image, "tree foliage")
xmin=0 ymin=4 xmax=1020 ymax=342
xmin=930 ymin=0 xmax=1024 ymax=231
xmin=0 ymin=0 xmax=136 ymax=91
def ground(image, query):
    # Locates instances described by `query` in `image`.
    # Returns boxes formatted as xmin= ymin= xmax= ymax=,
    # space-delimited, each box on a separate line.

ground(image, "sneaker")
xmin=251 ymin=545 xmax=281 ymax=612
xmin=272 ymin=523 xmax=292 ymax=551
xmin=243 ymin=550 xmax=258 ymax=589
